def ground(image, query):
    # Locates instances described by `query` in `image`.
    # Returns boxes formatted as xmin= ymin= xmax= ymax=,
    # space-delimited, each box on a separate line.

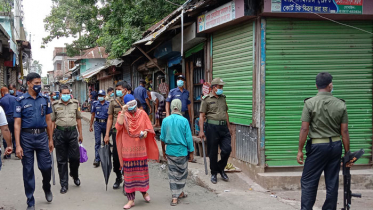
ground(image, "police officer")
xmin=90 ymin=89 xmax=110 ymax=167
xmin=51 ymin=85 xmax=83 ymax=194
xmin=14 ymin=73 xmax=54 ymax=210
xmin=0 ymin=87 xmax=16 ymax=158
xmin=166 ymin=75 xmax=191 ymax=123
xmin=9 ymin=84 xmax=22 ymax=97
xmin=134 ymin=79 xmax=152 ymax=115
xmin=297 ymin=72 xmax=350 ymax=210
xmin=199 ymin=77 xmax=232 ymax=184
xmin=104 ymin=81 xmax=130 ymax=189
xmin=106 ymin=87 xmax=114 ymax=101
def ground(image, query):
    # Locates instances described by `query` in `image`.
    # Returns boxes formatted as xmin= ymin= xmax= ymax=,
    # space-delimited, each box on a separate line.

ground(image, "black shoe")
xmin=45 ymin=190 xmax=53 ymax=202
xmin=70 ymin=173 xmax=80 ymax=186
xmin=26 ymin=206 xmax=35 ymax=210
xmin=211 ymin=174 xmax=217 ymax=184
xmin=60 ymin=186 xmax=68 ymax=194
xmin=93 ymin=161 xmax=100 ymax=168
xmin=113 ymin=177 xmax=123 ymax=189
xmin=220 ymin=171 xmax=229 ymax=182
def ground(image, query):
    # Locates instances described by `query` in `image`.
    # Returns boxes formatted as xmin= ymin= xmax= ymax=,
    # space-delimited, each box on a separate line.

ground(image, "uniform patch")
xmin=24 ymin=104 xmax=32 ymax=109
xmin=56 ymin=107 xmax=63 ymax=111
xmin=48 ymin=102 xmax=50 ymax=107
xmin=97 ymin=112 xmax=100 ymax=115
xmin=16 ymin=106 xmax=21 ymax=113
xmin=96 ymin=107 xmax=101 ymax=109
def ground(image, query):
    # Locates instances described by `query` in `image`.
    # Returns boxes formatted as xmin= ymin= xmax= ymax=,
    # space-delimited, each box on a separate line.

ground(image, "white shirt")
xmin=0 ymin=106 xmax=8 ymax=126
xmin=150 ymin=91 xmax=164 ymax=103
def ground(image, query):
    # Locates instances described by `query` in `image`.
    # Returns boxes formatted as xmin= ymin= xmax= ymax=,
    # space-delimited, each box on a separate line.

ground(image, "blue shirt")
xmin=14 ymin=92 xmax=53 ymax=129
xmin=160 ymin=114 xmax=194 ymax=157
xmin=91 ymin=100 xmax=110 ymax=119
xmin=16 ymin=91 xmax=23 ymax=97
xmin=166 ymin=88 xmax=191 ymax=112
xmin=134 ymin=86 xmax=148 ymax=104
xmin=0 ymin=94 xmax=16 ymax=116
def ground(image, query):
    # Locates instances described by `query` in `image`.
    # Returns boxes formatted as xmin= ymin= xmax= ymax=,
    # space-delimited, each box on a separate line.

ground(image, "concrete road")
xmin=0 ymin=120 xmax=296 ymax=210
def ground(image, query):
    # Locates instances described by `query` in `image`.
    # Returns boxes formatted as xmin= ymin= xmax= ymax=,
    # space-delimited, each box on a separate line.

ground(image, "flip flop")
xmin=170 ymin=199 xmax=179 ymax=206
xmin=179 ymin=193 xmax=188 ymax=199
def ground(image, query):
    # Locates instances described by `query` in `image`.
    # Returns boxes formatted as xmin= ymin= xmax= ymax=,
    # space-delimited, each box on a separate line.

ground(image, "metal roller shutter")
xmin=213 ymin=21 xmax=254 ymax=125
xmin=265 ymin=19 xmax=372 ymax=166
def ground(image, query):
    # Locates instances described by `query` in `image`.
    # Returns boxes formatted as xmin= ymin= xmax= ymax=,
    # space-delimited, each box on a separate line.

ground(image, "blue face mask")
xmin=9 ymin=90 xmax=14 ymax=94
xmin=33 ymin=85 xmax=41 ymax=94
xmin=331 ymin=88 xmax=334 ymax=93
xmin=216 ymin=89 xmax=223 ymax=95
xmin=110 ymin=93 xmax=114 ymax=97
xmin=61 ymin=94 xmax=71 ymax=102
xmin=128 ymin=105 xmax=136 ymax=111
xmin=116 ymin=90 xmax=124 ymax=97
xmin=53 ymin=96 xmax=57 ymax=100
xmin=177 ymin=80 xmax=184 ymax=87
xmin=98 ymin=96 xmax=104 ymax=101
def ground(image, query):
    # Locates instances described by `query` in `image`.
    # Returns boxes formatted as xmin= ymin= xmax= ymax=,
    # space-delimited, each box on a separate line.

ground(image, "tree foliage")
xmin=43 ymin=0 xmax=185 ymax=58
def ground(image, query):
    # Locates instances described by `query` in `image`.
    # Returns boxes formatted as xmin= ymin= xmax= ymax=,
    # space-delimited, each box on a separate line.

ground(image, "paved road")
xmin=0 ymin=120 xmax=296 ymax=210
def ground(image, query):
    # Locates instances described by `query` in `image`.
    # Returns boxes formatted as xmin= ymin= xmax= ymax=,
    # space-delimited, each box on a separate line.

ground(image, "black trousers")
xmin=205 ymin=123 xmax=232 ymax=175
xmin=301 ymin=140 xmax=342 ymax=210
xmin=111 ymin=130 xmax=121 ymax=179
xmin=54 ymin=128 xmax=80 ymax=188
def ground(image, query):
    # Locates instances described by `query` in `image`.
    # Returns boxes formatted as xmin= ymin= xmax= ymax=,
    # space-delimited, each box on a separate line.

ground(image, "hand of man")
xmin=16 ymin=146 xmax=24 ymax=159
xmin=162 ymin=151 xmax=167 ymax=161
xmin=122 ymin=105 xmax=128 ymax=113
xmin=79 ymin=135 xmax=83 ymax=143
xmin=104 ymin=135 xmax=110 ymax=145
xmin=143 ymin=131 xmax=148 ymax=138
xmin=149 ymin=108 xmax=152 ymax=114
xmin=199 ymin=132 xmax=205 ymax=140
xmin=49 ymin=141 xmax=54 ymax=153
xmin=346 ymin=160 xmax=354 ymax=168
xmin=188 ymin=153 xmax=194 ymax=162
xmin=5 ymin=146 xmax=13 ymax=155
xmin=89 ymin=126 xmax=93 ymax=132
xmin=297 ymin=151 xmax=304 ymax=165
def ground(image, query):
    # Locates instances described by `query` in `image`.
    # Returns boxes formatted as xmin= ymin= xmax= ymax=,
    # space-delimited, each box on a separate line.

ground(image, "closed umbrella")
xmin=99 ymin=144 xmax=112 ymax=191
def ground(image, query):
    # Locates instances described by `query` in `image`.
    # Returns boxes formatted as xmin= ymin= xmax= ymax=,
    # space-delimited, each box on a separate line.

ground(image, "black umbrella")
xmin=99 ymin=144 xmax=112 ymax=191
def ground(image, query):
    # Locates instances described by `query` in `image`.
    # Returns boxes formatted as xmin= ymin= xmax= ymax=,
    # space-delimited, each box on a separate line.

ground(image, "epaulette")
xmin=222 ymin=94 xmax=226 ymax=98
xmin=202 ymin=95 xmax=209 ymax=100
xmin=72 ymin=99 xmax=79 ymax=103
xmin=337 ymin=98 xmax=345 ymax=103
xmin=52 ymin=101 xmax=59 ymax=105
xmin=304 ymin=97 xmax=312 ymax=103
xmin=16 ymin=95 xmax=25 ymax=102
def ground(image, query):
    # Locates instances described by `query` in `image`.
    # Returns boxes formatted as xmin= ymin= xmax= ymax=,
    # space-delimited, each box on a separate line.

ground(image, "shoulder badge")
xmin=222 ymin=94 xmax=226 ymax=98
xmin=202 ymin=95 xmax=209 ymax=100
xmin=304 ymin=97 xmax=312 ymax=103
xmin=16 ymin=95 xmax=25 ymax=102
xmin=337 ymin=98 xmax=345 ymax=103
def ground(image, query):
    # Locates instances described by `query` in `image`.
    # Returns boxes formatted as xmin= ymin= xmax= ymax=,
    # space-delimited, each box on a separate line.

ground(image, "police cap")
xmin=98 ymin=90 xmax=106 ymax=96
xmin=177 ymin=75 xmax=186 ymax=81
xmin=211 ymin=77 xmax=226 ymax=86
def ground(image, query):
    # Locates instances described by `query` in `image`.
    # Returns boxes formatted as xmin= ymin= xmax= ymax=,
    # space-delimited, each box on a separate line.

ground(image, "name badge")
xmin=24 ymin=104 xmax=32 ymax=109
xmin=96 ymin=107 xmax=101 ymax=109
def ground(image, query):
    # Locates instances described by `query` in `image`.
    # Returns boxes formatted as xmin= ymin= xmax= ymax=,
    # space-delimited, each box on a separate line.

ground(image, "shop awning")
xmin=106 ymin=58 xmax=123 ymax=67
xmin=69 ymin=64 xmax=80 ymax=73
xmin=168 ymin=56 xmax=182 ymax=67
xmin=122 ymin=47 xmax=136 ymax=57
xmin=81 ymin=64 xmax=107 ymax=79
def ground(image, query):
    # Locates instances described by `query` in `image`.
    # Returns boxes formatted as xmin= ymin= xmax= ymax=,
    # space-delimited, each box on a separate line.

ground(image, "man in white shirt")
xmin=148 ymin=91 xmax=165 ymax=127
xmin=0 ymin=106 xmax=14 ymax=170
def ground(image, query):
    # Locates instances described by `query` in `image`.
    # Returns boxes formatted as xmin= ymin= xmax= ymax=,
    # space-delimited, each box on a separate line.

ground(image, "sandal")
xmin=143 ymin=193 xmax=151 ymax=202
xmin=170 ymin=199 xmax=179 ymax=206
xmin=179 ymin=192 xmax=188 ymax=199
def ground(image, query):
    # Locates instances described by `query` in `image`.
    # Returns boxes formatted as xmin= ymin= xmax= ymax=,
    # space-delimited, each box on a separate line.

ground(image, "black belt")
xmin=96 ymin=119 xmax=107 ymax=123
xmin=56 ymin=126 xmax=76 ymax=131
xmin=22 ymin=128 xmax=46 ymax=134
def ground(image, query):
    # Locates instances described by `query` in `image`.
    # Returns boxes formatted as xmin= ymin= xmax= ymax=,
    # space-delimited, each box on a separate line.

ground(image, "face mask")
xmin=216 ymin=89 xmax=223 ymax=95
xmin=33 ymin=85 xmax=41 ymax=94
xmin=331 ymin=88 xmax=334 ymax=93
xmin=116 ymin=90 xmax=124 ymax=97
xmin=110 ymin=93 xmax=114 ymax=97
xmin=98 ymin=96 xmax=104 ymax=101
xmin=128 ymin=105 xmax=137 ymax=111
xmin=61 ymin=94 xmax=71 ymax=102
xmin=53 ymin=96 xmax=57 ymax=100
xmin=9 ymin=90 xmax=14 ymax=94
xmin=177 ymin=80 xmax=184 ymax=87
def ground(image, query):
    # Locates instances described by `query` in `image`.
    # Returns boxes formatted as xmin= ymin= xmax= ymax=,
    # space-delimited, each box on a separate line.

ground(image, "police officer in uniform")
xmin=104 ymin=81 xmax=130 ymax=189
xmin=166 ymin=75 xmax=191 ymax=123
xmin=14 ymin=73 xmax=54 ymax=210
xmin=51 ymin=85 xmax=83 ymax=194
xmin=90 ymin=90 xmax=110 ymax=167
xmin=199 ymin=77 xmax=232 ymax=184
xmin=106 ymin=87 xmax=114 ymax=101
xmin=0 ymin=87 xmax=16 ymax=158
xmin=297 ymin=72 xmax=350 ymax=210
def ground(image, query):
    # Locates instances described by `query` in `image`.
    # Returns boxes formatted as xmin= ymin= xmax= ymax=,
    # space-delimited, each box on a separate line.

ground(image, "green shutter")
xmin=265 ymin=19 xmax=373 ymax=166
xmin=213 ymin=21 xmax=254 ymax=125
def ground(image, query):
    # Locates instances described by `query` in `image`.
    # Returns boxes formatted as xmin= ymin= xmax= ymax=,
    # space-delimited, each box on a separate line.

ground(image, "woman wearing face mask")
xmin=115 ymin=94 xmax=159 ymax=209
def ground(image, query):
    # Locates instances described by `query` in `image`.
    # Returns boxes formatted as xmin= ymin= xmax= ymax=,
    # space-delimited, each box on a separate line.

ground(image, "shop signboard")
xmin=271 ymin=0 xmax=363 ymax=14
xmin=198 ymin=1 xmax=236 ymax=32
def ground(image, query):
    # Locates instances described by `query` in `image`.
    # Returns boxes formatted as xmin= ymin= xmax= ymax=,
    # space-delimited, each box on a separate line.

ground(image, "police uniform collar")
xmin=23 ymin=92 xmax=41 ymax=99
xmin=317 ymin=92 xmax=332 ymax=96
xmin=58 ymin=99 xmax=72 ymax=104
xmin=209 ymin=92 xmax=221 ymax=98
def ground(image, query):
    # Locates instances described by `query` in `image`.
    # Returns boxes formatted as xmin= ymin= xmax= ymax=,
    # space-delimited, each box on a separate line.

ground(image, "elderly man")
xmin=161 ymin=99 xmax=194 ymax=206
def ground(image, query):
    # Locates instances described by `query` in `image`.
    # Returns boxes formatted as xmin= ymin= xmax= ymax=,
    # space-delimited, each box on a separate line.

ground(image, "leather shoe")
xmin=220 ymin=171 xmax=229 ymax=182
xmin=26 ymin=206 xmax=35 ymax=210
xmin=60 ymin=186 xmax=68 ymax=194
xmin=45 ymin=190 xmax=53 ymax=202
xmin=93 ymin=161 xmax=100 ymax=168
xmin=73 ymin=178 xmax=81 ymax=186
xmin=113 ymin=177 xmax=123 ymax=189
xmin=211 ymin=174 xmax=217 ymax=184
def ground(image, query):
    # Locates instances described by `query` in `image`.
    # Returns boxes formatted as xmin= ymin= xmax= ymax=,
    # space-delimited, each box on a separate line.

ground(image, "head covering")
xmin=98 ymin=90 xmax=106 ymax=96
xmin=211 ymin=77 xmax=226 ymax=86
xmin=171 ymin=99 xmax=182 ymax=115
xmin=177 ymin=75 xmax=186 ymax=81
xmin=124 ymin=94 xmax=135 ymax=104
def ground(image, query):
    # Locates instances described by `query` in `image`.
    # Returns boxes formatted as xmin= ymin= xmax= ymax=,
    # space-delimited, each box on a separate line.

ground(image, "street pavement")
xmin=0 ymin=116 xmax=372 ymax=210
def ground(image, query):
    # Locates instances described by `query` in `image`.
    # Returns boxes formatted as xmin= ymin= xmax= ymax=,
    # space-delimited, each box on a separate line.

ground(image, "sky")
xmin=23 ymin=0 xmax=76 ymax=76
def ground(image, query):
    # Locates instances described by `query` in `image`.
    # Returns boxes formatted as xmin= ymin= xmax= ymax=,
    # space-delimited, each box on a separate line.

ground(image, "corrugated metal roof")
xmin=81 ymin=64 xmax=107 ymax=79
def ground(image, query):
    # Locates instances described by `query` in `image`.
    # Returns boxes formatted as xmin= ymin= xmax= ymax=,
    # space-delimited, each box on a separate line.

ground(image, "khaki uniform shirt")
xmin=200 ymin=93 xmax=228 ymax=121
xmin=51 ymin=99 xmax=82 ymax=127
xmin=105 ymin=95 xmax=114 ymax=101
xmin=301 ymin=92 xmax=348 ymax=139
xmin=107 ymin=98 xmax=125 ymax=129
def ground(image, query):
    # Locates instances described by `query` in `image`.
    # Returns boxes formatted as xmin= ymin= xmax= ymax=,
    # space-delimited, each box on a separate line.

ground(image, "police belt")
xmin=207 ymin=119 xmax=227 ymax=126
xmin=95 ymin=118 xmax=107 ymax=123
xmin=56 ymin=126 xmax=76 ymax=131
xmin=22 ymin=128 xmax=46 ymax=134
xmin=311 ymin=136 xmax=341 ymax=144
